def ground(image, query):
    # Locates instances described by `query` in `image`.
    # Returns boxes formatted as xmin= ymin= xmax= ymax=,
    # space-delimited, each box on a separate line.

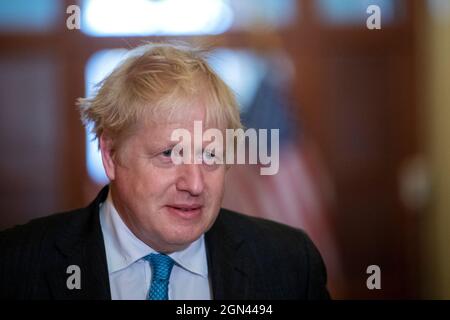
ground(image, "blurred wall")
xmin=423 ymin=5 xmax=450 ymax=299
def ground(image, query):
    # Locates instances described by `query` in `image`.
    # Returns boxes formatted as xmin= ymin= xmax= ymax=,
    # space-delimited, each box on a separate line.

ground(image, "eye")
xmin=204 ymin=150 xmax=215 ymax=159
xmin=161 ymin=149 xmax=173 ymax=157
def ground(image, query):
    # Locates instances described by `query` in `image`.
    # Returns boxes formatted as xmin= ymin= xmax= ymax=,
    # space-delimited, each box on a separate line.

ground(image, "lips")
xmin=166 ymin=204 xmax=203 ymax=219
xmin=169 ymin=204 xmax=202 ymax=210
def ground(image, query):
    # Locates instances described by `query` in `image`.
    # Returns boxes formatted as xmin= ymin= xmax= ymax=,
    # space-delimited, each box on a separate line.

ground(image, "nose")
xmin=175 ymin=164 xmax=205 ymax=196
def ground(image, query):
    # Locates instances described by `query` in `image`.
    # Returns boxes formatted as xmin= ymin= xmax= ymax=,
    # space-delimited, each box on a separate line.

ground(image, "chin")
xmin=164 ymin=227 xmax=204 ymax=246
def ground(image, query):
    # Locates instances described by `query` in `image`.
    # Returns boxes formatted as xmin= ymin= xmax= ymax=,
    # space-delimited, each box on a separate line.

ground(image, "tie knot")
xmin=145 ymin=253 xmax=174 ymax=281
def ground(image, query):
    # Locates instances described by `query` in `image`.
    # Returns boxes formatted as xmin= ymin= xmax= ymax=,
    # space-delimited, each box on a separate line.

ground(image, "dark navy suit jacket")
xmin=0 ymin=186 xmax=330 ymax=299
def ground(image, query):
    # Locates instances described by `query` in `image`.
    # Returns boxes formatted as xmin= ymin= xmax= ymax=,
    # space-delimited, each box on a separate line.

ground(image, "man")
xmin=0 ymin=43 xmax=330 ymax=300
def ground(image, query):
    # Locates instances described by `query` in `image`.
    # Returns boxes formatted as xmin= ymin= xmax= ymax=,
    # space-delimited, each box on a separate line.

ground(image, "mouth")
xmin=165 ymin=204 xmax=203 ymax=220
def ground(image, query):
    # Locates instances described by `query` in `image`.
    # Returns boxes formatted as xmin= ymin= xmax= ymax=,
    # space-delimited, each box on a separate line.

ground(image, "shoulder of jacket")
xmin=0 ymin=207 xmax=88 ymax=253
xmin=217 ymin=208 xmax=311 ymax=247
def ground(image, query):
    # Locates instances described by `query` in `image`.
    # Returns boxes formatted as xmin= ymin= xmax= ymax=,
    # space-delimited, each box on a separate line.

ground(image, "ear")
xmin=99 ymin=133 xmax=116 ymax=181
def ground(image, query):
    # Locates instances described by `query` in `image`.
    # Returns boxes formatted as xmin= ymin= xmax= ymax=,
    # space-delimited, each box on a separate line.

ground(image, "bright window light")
xmin=82 ymin=0 xmax=233 ymax=36
xmin=428 ymin=0 xmax=450 ymax=22
xmin=208 ymin=49 xmax=267 ymax=113
xmin=317 ymin=0 xmax=400 ymax=25
xmin=229 ymin=0 xmax=298 ymax=30
xmin=0 ymin=0 xmax=59 ymax=31
xmin=85 ymin=49 xmax=128 ymax=185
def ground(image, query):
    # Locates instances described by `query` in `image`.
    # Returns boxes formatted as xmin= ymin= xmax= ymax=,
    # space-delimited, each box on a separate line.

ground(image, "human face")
xmin=100 ymin=103 xmax=226 ymax=253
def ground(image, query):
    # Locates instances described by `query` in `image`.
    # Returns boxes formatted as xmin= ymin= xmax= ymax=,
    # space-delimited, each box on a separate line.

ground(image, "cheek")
xmin=150 ymin=164 xmax=182 ymax=184
xmin=116 ymin=162 xmax=176 ymax=199
xmin=205 ymin=168 xmax=226 ymax=202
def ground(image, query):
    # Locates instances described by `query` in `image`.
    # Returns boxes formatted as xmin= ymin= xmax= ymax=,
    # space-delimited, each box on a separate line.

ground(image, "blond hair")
xmin=78 ymin=42 xmax=242 ymax=147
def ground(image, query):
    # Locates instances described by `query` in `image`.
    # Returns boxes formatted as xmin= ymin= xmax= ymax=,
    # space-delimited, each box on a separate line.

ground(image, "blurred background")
xmin=0 ymin=0 xmax=449 ymax=299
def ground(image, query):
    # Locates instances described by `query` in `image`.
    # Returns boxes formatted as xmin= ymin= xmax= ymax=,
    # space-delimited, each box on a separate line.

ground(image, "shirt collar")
xmin=99 ymin=191 xmax=208 ymax=278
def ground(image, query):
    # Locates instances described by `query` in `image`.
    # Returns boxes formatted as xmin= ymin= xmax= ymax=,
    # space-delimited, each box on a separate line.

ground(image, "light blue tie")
xmin=145 ymin=253 xmax=175 ymax=300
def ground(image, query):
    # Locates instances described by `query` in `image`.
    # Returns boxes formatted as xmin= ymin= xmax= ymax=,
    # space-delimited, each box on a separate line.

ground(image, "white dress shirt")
xmin=99 ymin=192 xmax=212 ymax=300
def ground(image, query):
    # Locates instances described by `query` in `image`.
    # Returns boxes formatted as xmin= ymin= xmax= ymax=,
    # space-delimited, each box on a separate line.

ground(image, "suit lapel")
xmin=47 ymin=186 xmax=111 ymax=300
xmin=205 ymin=211 xmax=252 ymax=300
